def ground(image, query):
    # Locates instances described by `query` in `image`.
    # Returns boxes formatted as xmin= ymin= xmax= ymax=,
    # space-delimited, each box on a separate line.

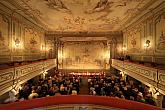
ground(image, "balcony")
xmin=0 ymin=59 xmax=56 ymax=96
xmin=111 ymin=59 xmax=165 ymax=94
xmin=0 ymin=95 xmax=163 ymax=110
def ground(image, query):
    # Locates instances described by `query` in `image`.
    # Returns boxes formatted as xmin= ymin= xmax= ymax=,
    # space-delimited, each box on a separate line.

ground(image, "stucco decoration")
xmin=12 ymin=18 xmax=24 ymax=56
xmin=0 ymin=3 xmax=48 ymax=62
xmin=59 ymin=41 xmax=110 ymax=69
xmin=46 ymin=40 xmax=55 ymax=58
xmin=127 ymin=29 xmax=141 ymax=53
xmin=0 ymin=14 xmax=10 ymax=55
xmin=157 ymin=31 xmax=165 ymax=50
xmin=24 ymin=28 xmax=41 ymax=54
xmin=156 ymin=14 xmax=165 ymax=52
xmin=12 ymin=0 xmax=155 ymax=32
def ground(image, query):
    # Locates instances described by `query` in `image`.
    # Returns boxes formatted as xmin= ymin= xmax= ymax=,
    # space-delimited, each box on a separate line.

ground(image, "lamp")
xmin=15 ymin=38 xmax=20 ymax=47
xmin=122 ymin=45 xmax=127 ymax=51
xmin=145 ymin=40 xmax=150 ymax=47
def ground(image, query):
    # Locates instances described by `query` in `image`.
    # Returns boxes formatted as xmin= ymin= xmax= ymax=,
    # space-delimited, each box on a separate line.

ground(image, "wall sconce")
xmin=15 ymin=38 xmax=20 ymax=47
xmin=45 ymin=47 xmax=50 ymax=52
xmin=145 ymin=40 xmax=150 ymax=47
xmin=40 ymin=45 xmax=45 ymax=51
xmin=122 ymin=45 xmax=127 ymax=51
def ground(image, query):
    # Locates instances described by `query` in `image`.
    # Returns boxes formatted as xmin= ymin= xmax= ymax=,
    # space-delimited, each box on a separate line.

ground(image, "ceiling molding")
xmin=121 ymin=0 xmax=164 ymax=30
xmin=45 ymin=31 xmax=122 ymax=37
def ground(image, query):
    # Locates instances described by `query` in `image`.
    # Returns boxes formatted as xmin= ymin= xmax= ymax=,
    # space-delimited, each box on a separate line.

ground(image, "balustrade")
xmin=0 ymin=95 xmax=163 ymax=110
xmin=0 ymin=59 xmax=56 ymax=96
xmin=111 ymin=59 xmax=165 ymax=95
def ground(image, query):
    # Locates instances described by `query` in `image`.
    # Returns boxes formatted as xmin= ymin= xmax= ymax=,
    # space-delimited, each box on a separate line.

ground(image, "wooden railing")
xmin=0 ymin=95 xmax=163 ymax=110
xmin=111 ymin=59 xmax=165 ymax=94
xmin=0 ymin=59 xmax=56 ymax=96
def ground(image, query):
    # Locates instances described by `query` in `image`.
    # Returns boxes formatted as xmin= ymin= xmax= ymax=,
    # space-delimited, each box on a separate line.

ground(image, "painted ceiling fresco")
xmin=13 ymin=0 xmax=154 ymax=32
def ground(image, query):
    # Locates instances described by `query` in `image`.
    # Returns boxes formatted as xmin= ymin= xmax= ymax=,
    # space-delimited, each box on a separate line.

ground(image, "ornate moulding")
xmin=0 ymin=59 xmax=56 ymax=96
xmin=111 ymin=59 xmax=165 ymax=94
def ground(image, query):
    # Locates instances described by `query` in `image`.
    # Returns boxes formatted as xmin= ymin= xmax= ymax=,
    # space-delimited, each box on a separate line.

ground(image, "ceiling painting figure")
xmin=12 ymin=0 xmax=155 ymax=32
xmin=45 ymin=0 xmax=71 ymax=14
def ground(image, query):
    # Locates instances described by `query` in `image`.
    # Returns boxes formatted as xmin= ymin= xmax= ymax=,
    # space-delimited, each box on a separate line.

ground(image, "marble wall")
xmin=0 ymin=3 xmax=55 ymax=64
xmin=123 ymin=2 xmax=165 ymax=64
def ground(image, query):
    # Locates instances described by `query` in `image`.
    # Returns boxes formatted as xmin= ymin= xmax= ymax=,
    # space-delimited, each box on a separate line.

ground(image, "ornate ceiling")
xmin=10 ymin=0 xmax=155 ymax=32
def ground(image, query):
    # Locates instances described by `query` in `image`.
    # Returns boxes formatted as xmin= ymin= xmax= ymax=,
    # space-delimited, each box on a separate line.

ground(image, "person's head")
xmin=121 ymin=95 xmax=125 ymax=99
xmin=133 ymin=88 xmax=138 ymax=92
xmin=9 ymin=89 xmax=17 ymax=97
xmin=71 ymin=90 xmax=77 ymax=95
xmin=31 ymin=90 xmax=36 ymax=93
xmin=123 ymin=87 xmax=127 ymax=91
xmin=92 ymin=90 xmax=96 ymax=95
xmin=120 ymin=82 xmax=123 ymax=85
xmin=145 ymin=93 xmax=152 ymax=98
xmin=115 ymin=86 xmax=120 ymax=91
xmin=110 ymin=92 xmax=114 ymax=96
xmin=130 ymin=96 xmax=134 ymax=100
xmin=60 ymin=84 xmax=64 ymax=87
xmin=137 ymin=92 xmax=143 ymax=100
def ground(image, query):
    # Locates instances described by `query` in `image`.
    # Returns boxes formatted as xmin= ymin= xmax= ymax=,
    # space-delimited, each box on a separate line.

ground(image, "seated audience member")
xmin=28 ymin=90 xmax=39 ymax=99
xmin=145 ymin=93 xmax=156 ymax=106
xmin=71 ymin=90 xmax=77 ymax=95
xmin=136 ymin=92 xmax=145 ymax=103
xmin=4 ymin=89 xmax=17 ymax=103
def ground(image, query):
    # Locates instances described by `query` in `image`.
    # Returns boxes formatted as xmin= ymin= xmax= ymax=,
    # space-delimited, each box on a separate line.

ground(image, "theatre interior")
xmin=0 ymin=0 xmax=165 ymax=110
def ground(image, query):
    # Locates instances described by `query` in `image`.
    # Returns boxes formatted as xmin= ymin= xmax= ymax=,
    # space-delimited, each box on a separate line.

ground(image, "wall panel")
xmin=0 ymin=3 xmax=48 ymax=64
xmin=123 ymin=2 xmax=165 ymax=64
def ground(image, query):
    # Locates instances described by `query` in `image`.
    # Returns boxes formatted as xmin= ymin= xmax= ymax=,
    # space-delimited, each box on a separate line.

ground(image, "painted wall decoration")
xmin=127 ymin=29 xmax=141 ymax=53
xmin=12 ymin=17 xmax=24 ymax=57
xmin=24 ymin=28 xmax=33 ymax=53
xmin=156 ymin=15 xmax=165 ymax=52
xmin=59 ymin=41 xmax=110 ymax=69
xmin=24 ymin=28 xmax=41 ymax=54
xmin=157 ymin=31 xmax=165 ymax=50
xmin=0 ymin=14 xmax=10 ymax=55
xmin=40 ymin=32 xmax=46 ymax=59
xmin=122 ymin=2 xmax=165 ymax=64
xmin=46 ymin=40 xmax=55 ymax=59
xmin=0 ymin=3 xmax=55 ymax=63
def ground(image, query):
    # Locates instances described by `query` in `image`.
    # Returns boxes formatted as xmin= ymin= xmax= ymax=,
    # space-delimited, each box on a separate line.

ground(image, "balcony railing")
xmin=0 ymin=95 xmax=163 ymax=110
xmin=0 ymin=59 xmax=56 ymax=96
xmin=111 ymin=59 xmax=165 ymax=94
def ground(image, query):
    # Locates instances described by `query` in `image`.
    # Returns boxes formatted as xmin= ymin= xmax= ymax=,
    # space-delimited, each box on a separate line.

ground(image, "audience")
xmin=88 ymin=74 xmax=156 ymax=106
xmin=8 ymin=73 xmax=157 ymax=107
xmin=17 ymin=74 xmax=80 ymax=100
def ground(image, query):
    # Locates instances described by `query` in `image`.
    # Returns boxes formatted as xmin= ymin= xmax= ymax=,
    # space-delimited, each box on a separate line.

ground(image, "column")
xmin=108 ymin=38 xmax=117 ymax=74
xmin=61 ymin=42 xmax=64 ymax=69
xmin=55 ymin=36 xmax=59 ymax=71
